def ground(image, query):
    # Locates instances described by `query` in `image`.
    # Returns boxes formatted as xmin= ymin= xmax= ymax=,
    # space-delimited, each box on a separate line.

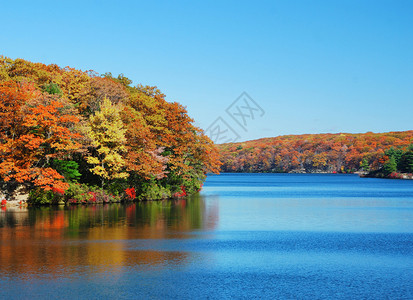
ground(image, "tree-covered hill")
xmin=218 ymin=131 xmax=413 ymax=176
xmin=0 ymin=56 xmax=221 ymax=204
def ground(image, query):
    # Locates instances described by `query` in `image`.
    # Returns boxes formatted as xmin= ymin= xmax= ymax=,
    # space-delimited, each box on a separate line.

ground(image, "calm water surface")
xmin=1 ymin=174 xmax=413 ymax=299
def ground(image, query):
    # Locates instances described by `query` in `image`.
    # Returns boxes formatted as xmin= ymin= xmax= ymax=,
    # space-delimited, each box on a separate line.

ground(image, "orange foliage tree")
xmin=128 ymin=85 xmax=221 ymax=193
xmin=0 ymin=80 xmax=81 ymax=192
xmin=219 ymin=131 xmax=413 ymax=174
xmin=0 ymin=56 xmax=221 ymax=202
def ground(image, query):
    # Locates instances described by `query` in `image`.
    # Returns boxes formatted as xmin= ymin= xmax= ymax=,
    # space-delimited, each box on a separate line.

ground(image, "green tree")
xmin=385 ymin=147 xmax=403 ymax=169
xmin=399 ymin=150 xmax=413 ymax=173
xmin=86 ymin=97 xmax=128 ymax=187
xmin=52 ymin=159 xmax=81 ymax=181
xmin=42 ymin=82 xmax=62 ymax=95
xmin=383 ymin=156 xmax=397 ymax=175
xmin=360 ymin=158 xmax=370 ymax=172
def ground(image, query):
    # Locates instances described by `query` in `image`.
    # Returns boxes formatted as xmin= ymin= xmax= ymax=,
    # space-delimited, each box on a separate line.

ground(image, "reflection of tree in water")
xmin=0 ymin=194 xmax=218 ymax=277
xmin=130 ymin=194 xmax=211 ymax=232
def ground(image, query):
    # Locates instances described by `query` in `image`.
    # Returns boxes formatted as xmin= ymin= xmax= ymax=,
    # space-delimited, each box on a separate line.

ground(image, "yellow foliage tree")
xmin=86 ymin=97 xmax=128 ymax=186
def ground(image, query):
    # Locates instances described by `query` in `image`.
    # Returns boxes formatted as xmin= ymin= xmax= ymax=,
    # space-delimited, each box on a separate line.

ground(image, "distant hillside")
xmin=218 ymin=131 xmax=413 ymax=174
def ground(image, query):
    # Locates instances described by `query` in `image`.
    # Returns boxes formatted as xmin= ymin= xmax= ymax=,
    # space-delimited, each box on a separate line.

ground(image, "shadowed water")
xmin=1 ymin=174 xmax=413 ymax=299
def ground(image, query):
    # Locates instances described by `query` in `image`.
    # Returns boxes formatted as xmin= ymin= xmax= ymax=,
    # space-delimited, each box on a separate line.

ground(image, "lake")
xmin=1 ymin=173 xmax=413 ymax=299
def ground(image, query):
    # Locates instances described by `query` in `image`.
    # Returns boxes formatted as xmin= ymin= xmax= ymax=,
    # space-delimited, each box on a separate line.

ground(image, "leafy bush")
xmin=28 ymin=188 xmax=56 ymax=205
xmin=138 ymin=182 xmax=171 ymax=200
xmin=172 ymin=186 xmax=187 ymax=198
xmin=65 ymin=182 xmax=121 ymax=204
xmin=65 ymin=182 xmax=92 ymax=204
xmin=106 ymin=179 xmax=128 ymax=197
xmin=93 ymin=189 xmax=121 ymax=203
xmin=125 ymin=187 xmax=136 ymax=200
xmin=389 ymin=172 xmax=403 ymax=179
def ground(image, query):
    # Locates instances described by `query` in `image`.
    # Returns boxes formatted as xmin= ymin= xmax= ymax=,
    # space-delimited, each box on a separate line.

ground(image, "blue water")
xmin=1 ymin=173 xmax=413 ymax=299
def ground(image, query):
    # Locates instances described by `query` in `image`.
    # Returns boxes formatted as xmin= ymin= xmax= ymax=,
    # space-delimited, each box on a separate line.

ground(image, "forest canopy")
xmin=0 ymin=56 xmax=221 ymax=204
xmin=219 ymin=131 xmax=413 ymax=176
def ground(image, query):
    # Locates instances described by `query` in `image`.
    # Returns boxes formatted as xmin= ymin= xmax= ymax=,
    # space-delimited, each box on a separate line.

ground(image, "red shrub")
xmin=125 ymin=187 xmax=136 ymax=200
xmin=88 ymin=192 xmax=96 ymax=202
xmin=389 ymin=172 xmax=403 ymax=179
xmin=52 ymin=187 xmax=65 ymax=195
xmin=173 ymin=186 xmax=187 ymax=198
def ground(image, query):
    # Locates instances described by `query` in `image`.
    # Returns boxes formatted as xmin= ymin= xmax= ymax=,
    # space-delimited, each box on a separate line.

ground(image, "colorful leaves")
xmin=0 ymin=81 xmax=81 ymax=192
xmin=219 ymin=131 xmax=413 ymax=174
xmin=173 ymin=185 xmax=187 ymax=198
xmin=86 ymin=97 xmax=128 ymax=185
xmin=125 ymin=187 xmax=136 ymax=200
xmin=0 ymin=56 xmax=221 ymax=198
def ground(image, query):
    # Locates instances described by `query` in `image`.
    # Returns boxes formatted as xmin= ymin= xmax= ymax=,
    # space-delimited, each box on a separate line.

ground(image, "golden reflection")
xmin=0 ymin=195 xmax=217 ymax=277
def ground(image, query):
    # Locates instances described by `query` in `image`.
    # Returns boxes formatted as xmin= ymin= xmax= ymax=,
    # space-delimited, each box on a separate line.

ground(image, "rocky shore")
xmin=0 ymin=186 xmax=29 ymax=210
xmin=360 ymin=172 xmax=413 ymax=180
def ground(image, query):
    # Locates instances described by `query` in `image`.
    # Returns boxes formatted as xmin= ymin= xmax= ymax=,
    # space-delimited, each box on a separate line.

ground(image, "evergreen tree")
xmin=399 ymin=151 xmax=413 ymax=173
xmin=360 ymin=158 xmax=370 ymax=172
xmin=385 ymin=147 xmax=404 ymax=169
xmin=383 ymin=156 xmax=397 ymax=175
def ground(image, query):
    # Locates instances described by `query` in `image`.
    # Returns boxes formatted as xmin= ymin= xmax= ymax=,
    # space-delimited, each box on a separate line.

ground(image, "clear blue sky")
xmin=1 ymin=0 xmax=412 ymax=142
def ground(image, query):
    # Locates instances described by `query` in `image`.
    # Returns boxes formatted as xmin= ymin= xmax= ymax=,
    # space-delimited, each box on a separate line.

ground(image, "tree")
xmin=399 ymin=150 xmax=413 ymax=173
xmin=59 ymin=67 xmax=93 ymax=114
xmin=121 ymin=104 xmax=168 ymax=180
xmin=42 ymin=82 xmax=62 ymax=95
xmin=0 ymin=81 xmax=81 ymax=192
xmin=52 ymin=159 xmax=81 ymax=181
xmin=86 ymin=97 xmax=128 ymax=187
xmin=385 ymin=147 xmax=404 ymax=169
xmin=360 ymin=158 xmax=370 ymax=172
xmin=383 ymin=156 xmax=397 ymax=175
xmin=218 ymin=131 xmax=413 ymax=174
xmin=0 ymin=56 xmax=222 ymax=203
xmin=87 ymin=77 xmax=129 ymax=114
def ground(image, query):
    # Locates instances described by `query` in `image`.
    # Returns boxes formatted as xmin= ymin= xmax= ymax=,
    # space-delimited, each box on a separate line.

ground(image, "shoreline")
xmin=217 ymin=171 xmax=413 ymax=179
xmin=2 ymin=172 xmax=411 ymax=209
xmin=0 ymin=192 xmax=190 ymax=209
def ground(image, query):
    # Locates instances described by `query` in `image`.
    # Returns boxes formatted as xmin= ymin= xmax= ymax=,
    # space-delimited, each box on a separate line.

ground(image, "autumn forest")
xmin=219 ymin=131 xmax=413 ymax=177
xmin=1 ymin=56 xmax=412 ymax=206
xmin=0 ymin=57 xmax=221 ymax=205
